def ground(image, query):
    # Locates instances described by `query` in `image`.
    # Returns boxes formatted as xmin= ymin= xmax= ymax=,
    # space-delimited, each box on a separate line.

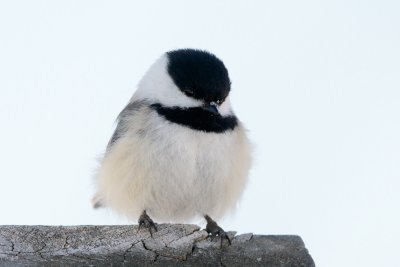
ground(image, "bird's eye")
xmin=184 ymin=87 xmax=194 ymax=96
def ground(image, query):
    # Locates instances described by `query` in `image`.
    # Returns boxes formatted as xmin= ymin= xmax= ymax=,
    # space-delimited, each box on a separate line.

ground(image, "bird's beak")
xmin=202 ymin=101 xmax=219 ymax=115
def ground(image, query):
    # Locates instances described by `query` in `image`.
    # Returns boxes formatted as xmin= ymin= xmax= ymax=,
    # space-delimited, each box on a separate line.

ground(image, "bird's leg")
xmin=204 ymin=215 xmax=231 ymax=248
xmin=138 ymin=210 xmax=158 ymax=237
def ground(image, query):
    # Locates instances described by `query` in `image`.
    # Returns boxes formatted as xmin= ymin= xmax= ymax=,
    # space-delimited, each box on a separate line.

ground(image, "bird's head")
xmin=134 ymin=49 xmax=233 ymax=116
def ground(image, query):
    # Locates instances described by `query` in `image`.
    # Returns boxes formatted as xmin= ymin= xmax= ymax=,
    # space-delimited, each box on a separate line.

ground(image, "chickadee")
xmin=93 ymin=49 xmax=251 ymax=245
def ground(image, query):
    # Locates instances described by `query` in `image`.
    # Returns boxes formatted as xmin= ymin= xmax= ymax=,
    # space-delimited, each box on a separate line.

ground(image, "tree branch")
xmin=0 ymin=224 xmax=314 ymax=266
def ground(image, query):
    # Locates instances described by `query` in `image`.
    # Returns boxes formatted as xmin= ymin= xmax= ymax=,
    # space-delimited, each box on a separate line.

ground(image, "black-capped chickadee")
xmin=92 ymin=49 xmax=251 ymax=245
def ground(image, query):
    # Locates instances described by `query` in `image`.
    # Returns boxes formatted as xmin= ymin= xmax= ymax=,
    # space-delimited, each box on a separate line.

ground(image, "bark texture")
xmin=0 ymin=224 xmax=315 ymax=266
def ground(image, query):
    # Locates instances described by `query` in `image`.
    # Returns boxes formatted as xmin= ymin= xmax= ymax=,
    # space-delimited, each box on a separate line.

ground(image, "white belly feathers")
xmin=95 ymin=106 xmax=251 ymax=222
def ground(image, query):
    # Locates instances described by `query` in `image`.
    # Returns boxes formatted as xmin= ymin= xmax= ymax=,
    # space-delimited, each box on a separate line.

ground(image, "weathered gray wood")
xmin=0 ymin=224 xmax=315 ymax=266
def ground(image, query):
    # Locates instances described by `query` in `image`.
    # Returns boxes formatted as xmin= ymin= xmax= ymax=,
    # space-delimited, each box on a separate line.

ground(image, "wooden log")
xmin=0 ymin=224 xmax=315 ymax=266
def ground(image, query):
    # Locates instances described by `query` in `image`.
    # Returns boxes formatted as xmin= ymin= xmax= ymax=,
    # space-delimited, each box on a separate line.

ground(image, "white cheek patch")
xmin=132 ymin=55 xmax=202 ymax=108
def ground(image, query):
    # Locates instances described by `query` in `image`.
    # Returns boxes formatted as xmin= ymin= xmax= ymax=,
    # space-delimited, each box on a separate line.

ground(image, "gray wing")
xmin=106 ymin=100 xmax=146 ymax=151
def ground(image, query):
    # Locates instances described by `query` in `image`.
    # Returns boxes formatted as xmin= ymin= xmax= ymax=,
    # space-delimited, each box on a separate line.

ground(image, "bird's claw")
xmin=205 ymin=215 xmax=232 ymax=248
xmin=138 ymin=210 xmax=158 ymax=237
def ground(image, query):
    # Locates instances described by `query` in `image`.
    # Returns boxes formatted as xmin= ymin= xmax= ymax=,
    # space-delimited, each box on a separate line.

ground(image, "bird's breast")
xmin=96 ymin=107 xmax=251 ymax=222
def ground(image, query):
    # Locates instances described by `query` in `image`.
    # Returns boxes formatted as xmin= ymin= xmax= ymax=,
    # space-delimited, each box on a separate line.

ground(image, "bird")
xmin=92 ymin=48 xmax=251 ymax=246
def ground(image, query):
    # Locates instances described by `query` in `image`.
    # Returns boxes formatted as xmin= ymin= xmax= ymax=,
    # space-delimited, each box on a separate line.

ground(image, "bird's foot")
xmin=204 ymin=215 xmax=231 ymax=248
xmin=138 ymin=210 xmax=158 ymax=237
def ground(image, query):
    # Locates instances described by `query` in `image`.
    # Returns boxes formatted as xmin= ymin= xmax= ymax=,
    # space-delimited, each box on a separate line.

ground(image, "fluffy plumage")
xmin=93 ymin=49 xmax=251 ymax=222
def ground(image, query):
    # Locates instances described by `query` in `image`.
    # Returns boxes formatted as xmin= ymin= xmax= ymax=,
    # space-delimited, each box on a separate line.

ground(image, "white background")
xmin=1 ymin=1 xmax=399 ymax=266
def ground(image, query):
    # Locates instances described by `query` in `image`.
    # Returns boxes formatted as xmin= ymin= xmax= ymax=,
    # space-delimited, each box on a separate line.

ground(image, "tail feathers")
xmin=91 ymin=194 xmax=105 ymax=209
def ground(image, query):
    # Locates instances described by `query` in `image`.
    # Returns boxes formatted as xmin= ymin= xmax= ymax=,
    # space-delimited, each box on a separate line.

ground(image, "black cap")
xmin=166 ymin=49 xmax=231 ymax=104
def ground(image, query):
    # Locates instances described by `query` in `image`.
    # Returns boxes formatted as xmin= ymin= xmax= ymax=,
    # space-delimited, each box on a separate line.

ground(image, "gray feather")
xmin=106 ymin=100 xmax=147 ymax=151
